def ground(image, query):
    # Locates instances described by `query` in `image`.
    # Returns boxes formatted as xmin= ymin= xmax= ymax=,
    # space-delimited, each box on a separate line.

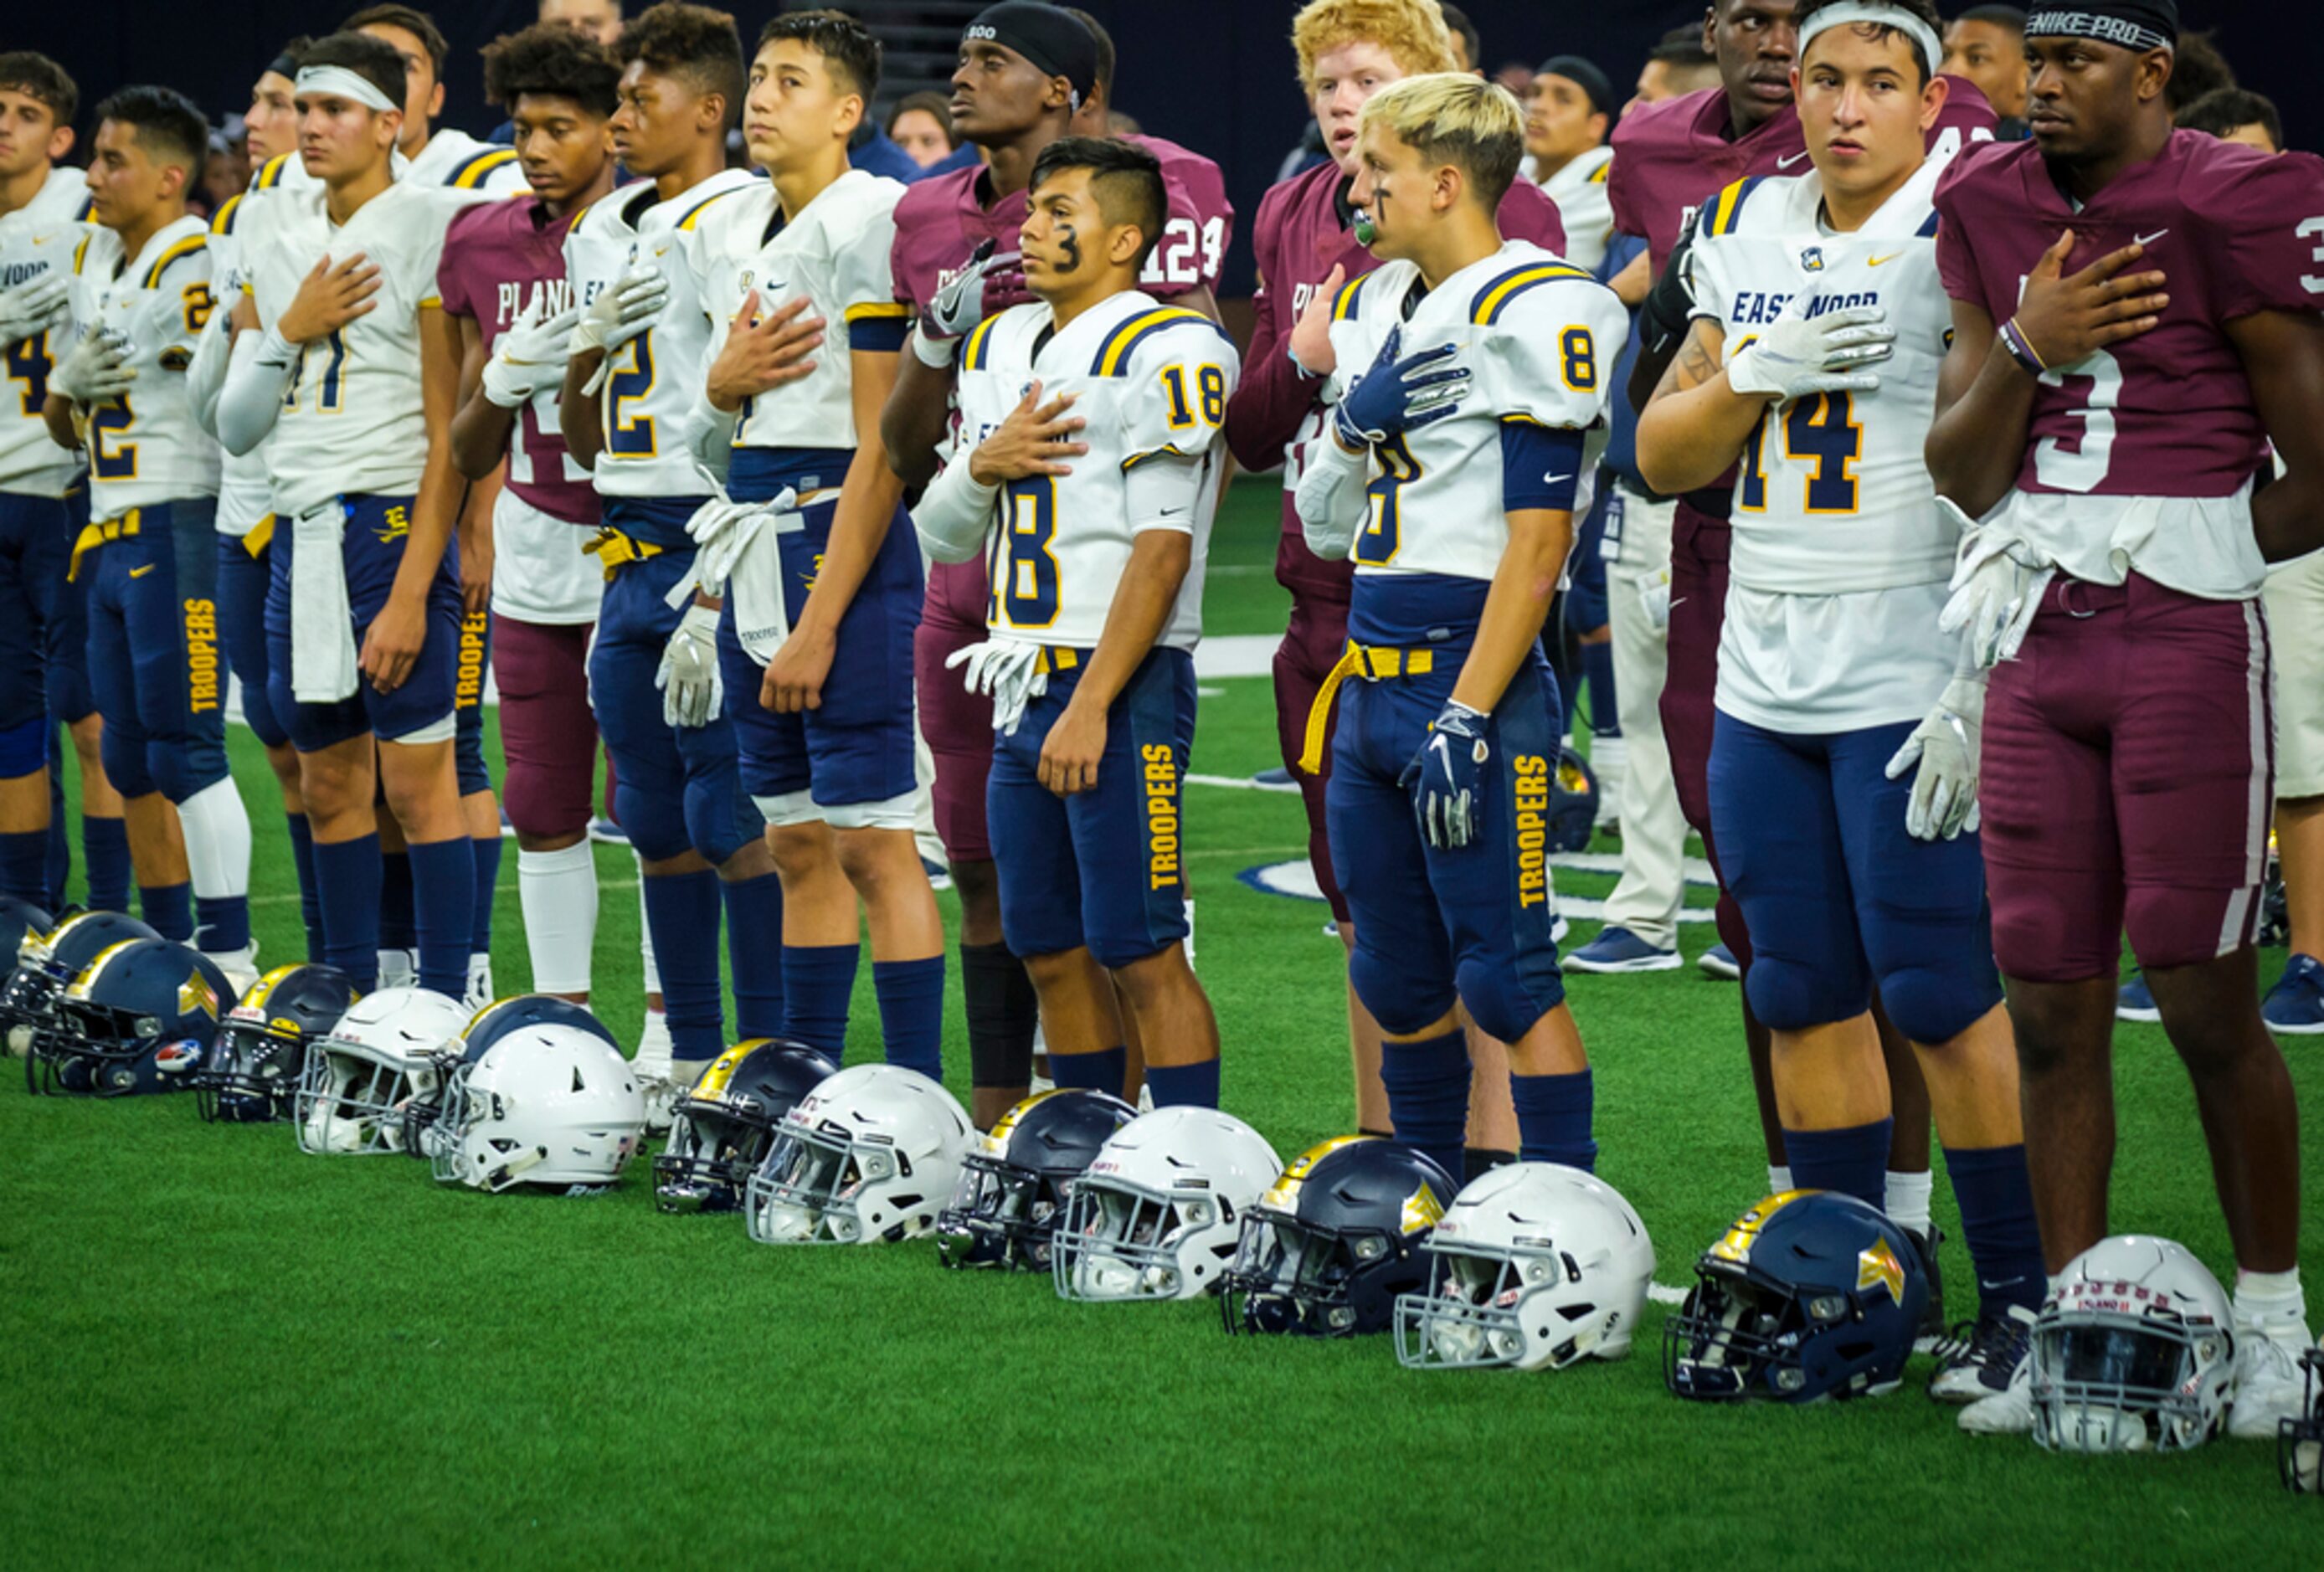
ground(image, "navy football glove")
xmin=1333 ymin=326 xmax=1470 ymax=450
xmin=1401 ymin=699 xmax=1490 ymax=850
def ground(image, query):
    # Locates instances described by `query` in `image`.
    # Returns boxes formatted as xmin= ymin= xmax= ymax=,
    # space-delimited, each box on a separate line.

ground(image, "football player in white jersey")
xmin=0 ymin=51 xmax=92 ymax=907
xmin=1633 ymin=0 xmax=2043 ymax=1406
xmin=557 ymin=2 xmax=809 ymax=1091
xmin=685 ymin=12 xmax=945 ymax=1075
xmin=41 ymin=86 xmax=256 ymax=983
xmin=215 ymin=31 xmax=473 ymax=999
xmin=1293 ymin=73 xmax=1627 ymax=1183
xmin=915 ymin=136 xmax=1237 ymax=1109
xmin=1524 ymin=55 xmax=1617 ymax=273
xmin=348 ymin=6 xmax=531 ymax=196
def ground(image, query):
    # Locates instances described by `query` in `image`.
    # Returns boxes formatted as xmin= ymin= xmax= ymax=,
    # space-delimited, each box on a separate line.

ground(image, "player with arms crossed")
xmin=1293 ymin=74 xmax=1627 ymax=1185
xmin=1925 ymin=0 xmax=2324 ymax=1434
xmin=215 ymin=32 xmax=473 ymax=997
xmin=913 ymin=136 xmax=1237 ymax=1109
xmin=440 ymin=23 xmax=623 ymax=1007
xmin=685 ymin=12 xmax=945 ymax=1071
xmin=1635 ymin=0 xmax=2042 ymax=1407
xmin=44 ymin=86 xmax=259 ymax=981
xmin=558 ymin=1 xmax=807 ymax=1093
xmin=1225 ymin=0 xmax=1566 ymax=1173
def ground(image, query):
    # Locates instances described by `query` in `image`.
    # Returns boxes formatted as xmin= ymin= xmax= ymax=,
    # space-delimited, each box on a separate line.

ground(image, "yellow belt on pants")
xmin=585 ymin=527 xmax=665 ymax=580
xmin=68 ymin=510 xmax=141 ymax=583
xmin=1296 ymin=640 xmax=1435 ymax=775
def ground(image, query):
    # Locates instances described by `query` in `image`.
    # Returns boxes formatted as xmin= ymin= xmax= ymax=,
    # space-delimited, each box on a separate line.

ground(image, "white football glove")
xmin=573 ymin=264 xmax=671 ymax=389
xmin=1884 ymin=675 xmax=1987 ymax=841
xmin=1939 ymin=500 xmax=2055 ymax=669
xmin=1725 ymin=293 xmax=1893 ymax=403
xmin=682 ymin=488 xmax=789 ymax=597
xmin=1638 ymin=572 xmax=1673 ymax=634
xmin=655 ymin=603 xmax=724 ymax=729
xmin=946 ymin=640 xmax=1048 ymax=736
xmin=481 ymin=299 xmax=580 ymax=408
xmin=0 ymin=271 xmax=69 ymax=342
xmin=49 ymin=325 xmax=135 ymax=404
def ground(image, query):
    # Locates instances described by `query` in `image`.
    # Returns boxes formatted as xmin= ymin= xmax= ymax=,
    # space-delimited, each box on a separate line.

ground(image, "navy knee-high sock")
xmin=1050 ymin=1044 xmax=1127 ymax=1096
xmin=42 ymin=738 xmax=66 ymax=907
xmin=1510 ymin=1068 xmax=1597 ymax=1171
xmin=642 ymin=869 xmax=723 ymax=1065
xmin=1782 ymin=1119 xmax=1893 ymax=1210
xmin=1144 ymin=1058 xmax=1221 ymax=1109
xmin=470 ymin=835 xmax=501 ymax=955
xmin=378 ymin=849 xmax=414 ymax=954
xmin=0 ymin=828 xmax=51 ymax=907
xmin=311 ymin=833 xmax=383 ymax=991
xmin=140 ymin=882 xmax=193 ymax=942
xmin=1379 ymin=1029 xmax=1470 ymax=1184
xmin=784 ymin=943 xmax=858 ymax=1056
xmin=81 ymin=815 xmax=130 ymax=912
xmin=405 ymin=837 xmax=476 ymax=999
xmin=285 ymin=814 xmax=322 ymax=963
xmin=1946 ymin=1143 xmax=2045 ymax=1316
xmin=1582 ymin=640 xmax=1618 ymax=739
xmin=872 ymin=956 xmax=944 ymax=1077
xmin=719 ymin=870 xmax=784 ymax=1040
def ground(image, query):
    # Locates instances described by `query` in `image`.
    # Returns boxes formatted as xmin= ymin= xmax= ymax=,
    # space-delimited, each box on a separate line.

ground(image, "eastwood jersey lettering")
xmin=1687 ymin=157 xmax=1961 ymax=731
xmin=951 ymin=291 xmax=1241 ymax=650
xmin=563 ymin=171 xmax=757 ymax=499
xmin=683 ymin=168 xmax=910 ymax=454
xmin=69 ymin=213 xmax=222 ymax=516
xmin=0 ymin=166 xmax=93 ymax=496
xmin=240 ymin=181 xmax=457 ymax=519
xmin=1323 ymin=241 xmax=1630 ymax=612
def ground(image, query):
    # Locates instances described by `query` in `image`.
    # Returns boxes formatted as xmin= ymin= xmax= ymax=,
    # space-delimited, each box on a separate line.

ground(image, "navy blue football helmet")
xmin=937 ymin=1088 xmax=1139 ymax=1270
xmin=1549 ymin=746 xmax=1598 ymax=854
xmin=404 ymin=994 xmax=620 ymax=1156
xmin=27 ymin=938 xmax=231 ymax=1097
xmin=1664 ymin=1189 xmax=1929 ymax=1402
xmin=1221 ymin=1136 xmax=1455 ymax=1337
xmin=654 ymin=1037 xmax=838 ymax=1213
xmin=0 ymin=895 xmax=52 ymax=989
xmin=5 ymin=908 xmax=157 ymax=1068
xmin=192 ymin=963 xmax=360 ymax=1122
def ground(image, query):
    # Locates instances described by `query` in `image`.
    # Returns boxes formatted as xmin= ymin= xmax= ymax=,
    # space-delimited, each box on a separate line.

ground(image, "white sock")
xmin=2234 ymin=1266 xmax=2310 ymax=1346
xmin=177 ymin=777 xmax=253 ymax=902
xmin=671 ymin=1056 xmax=712 ymax=1092
xmin=635 ymin=1009 xmax=671 ymax=1077
xmin=1885 ymin=1169 xmax=1934 ymax=1232
xmin=1767 ymin=1164 xmax=1792 ymax=1195
xmin=635 ymin=855 xmax=662 ymax=994
xmin=517 ymin=841 xmax=599 ymax=994
xmin=1182 ymin=896 xmax=1195 ymax=968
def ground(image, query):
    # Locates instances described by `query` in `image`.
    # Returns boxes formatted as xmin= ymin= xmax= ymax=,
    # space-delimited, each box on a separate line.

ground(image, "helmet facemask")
xmin=193 ymin=1015 xmax=308 ymax=1122
xmin=1396 ymin=1238 xmax=1599 ymax=1370
xmin=1222 ymin=1211 xmax=1414 ymax=1337
xmin=745 ymin=1124 xmax=922 ymax=1244
xmin=1051 ymin=1175 xmax=1236 ymax=1302
xmin=2032 ymin=1304 xmax=2232 ymax=1453
xmin=937 ymin=1149 xmax=1073 ymax=1270
xmin=1663 ymin=1263 xmax=1833 ymax=1400
xmin=654 ymin=1096 xmax=780 ymax=1214
xmin=2281 ymin=1349 xmax=2324 ymax=1494
xmin=296 ymin=1041 xmax=434 ymax=1155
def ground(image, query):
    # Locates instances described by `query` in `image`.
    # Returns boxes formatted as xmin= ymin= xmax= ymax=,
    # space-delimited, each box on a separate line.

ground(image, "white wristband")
xmin=911 ymin=326 xmax=959 ymax=369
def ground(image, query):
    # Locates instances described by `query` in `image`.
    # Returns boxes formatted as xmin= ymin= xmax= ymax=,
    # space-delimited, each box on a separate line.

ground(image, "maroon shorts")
xmin=493 ymin=616 xmax=599 ymax=840
xmin=1273 ymin=588 xmax=1352 ymax=923
xmin=1659 ymin=500 xmax=1751 ymax=964
xmin=915 ymin=557 xmax=996 ymax=864
xmin=1982 ymin=573 xmax=2273 ymax=984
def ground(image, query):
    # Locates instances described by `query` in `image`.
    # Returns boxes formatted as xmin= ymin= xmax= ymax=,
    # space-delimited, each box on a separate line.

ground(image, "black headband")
xmin=2024 ymin=3 xmax=2178 ymax=52
xmin=1535 ymin=54 xmax=1616 ymax=118
xmin=266 ymin=49 xmax=302 ymax=81
xmin=963 ymin=3 xmax=1099 ymax=107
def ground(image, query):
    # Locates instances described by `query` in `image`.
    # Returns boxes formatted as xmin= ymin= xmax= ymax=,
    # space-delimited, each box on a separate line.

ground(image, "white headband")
xmin=294 ymin=64 xmax=398 ymax=115
xmin=1797 ymin=3 xmax=1947 ymax=85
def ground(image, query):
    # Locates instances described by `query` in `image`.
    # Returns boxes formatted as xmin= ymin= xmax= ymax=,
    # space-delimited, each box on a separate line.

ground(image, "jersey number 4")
xmin=5 ymin=331 xmax=51 ymax=416
xmin=1741 ymin=392 xmax=1863 ymax=513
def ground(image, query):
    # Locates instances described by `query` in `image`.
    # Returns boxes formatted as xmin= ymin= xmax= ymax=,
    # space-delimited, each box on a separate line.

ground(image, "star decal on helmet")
xmin=1857 ymin=1238 xmax=1905 ymax=1303
xmin=1400 ymin=1181 xmax=1445 ymax=1236
xmin=178 ymin=974 xmax=219 ymax=1020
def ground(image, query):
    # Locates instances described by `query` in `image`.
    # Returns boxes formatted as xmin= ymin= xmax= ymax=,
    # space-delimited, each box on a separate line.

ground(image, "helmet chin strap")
xmin=486 ymin=1146 xmax=551 ymax=1190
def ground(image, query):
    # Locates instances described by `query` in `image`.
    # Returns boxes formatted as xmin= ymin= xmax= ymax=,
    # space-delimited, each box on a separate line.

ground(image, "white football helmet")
xmin=1393 ymin=1162 xmax=1656 ymax=1370
xmin=2031 ymin=1235 xmax=2235 ymax=1453
xmin=294 ymin=987 xmax=470 ymax=1155
xmin=743 ymin=1064 xmax=972 ymax=1244
xmin=1051 ymin=1107 xmax=1283 ymax=1302
xmin=429 ymin=1024 xmax=647 ymax=1191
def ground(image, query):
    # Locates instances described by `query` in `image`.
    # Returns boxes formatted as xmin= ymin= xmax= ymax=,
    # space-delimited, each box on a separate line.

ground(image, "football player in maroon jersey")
xmin=1927 ymin=0 xmax=2324 ymax=1435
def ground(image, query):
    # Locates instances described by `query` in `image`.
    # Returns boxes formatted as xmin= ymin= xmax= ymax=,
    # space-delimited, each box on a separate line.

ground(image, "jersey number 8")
xmin=995 ymin=476 xmax=1061 ymax=629
xmin=1358 ymin=435 xmax=1422 ymax=565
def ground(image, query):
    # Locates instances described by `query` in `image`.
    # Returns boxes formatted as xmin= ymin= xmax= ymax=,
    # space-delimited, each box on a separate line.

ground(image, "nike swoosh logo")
xmin=129 ymin=564 xmax=154 ymax=578
xmin=2134 ymin=229 xmax=2169 ymax=246
xmin=1776 ymin=152 xmax=1810 ymax=170
xmin=1543 ymin=471 xmax=1572 ymax=485
xmin=1866 ymin=253 xmax=1901 ymax=267
xmin=1159 ymin=506 xmax=1186 ymax=517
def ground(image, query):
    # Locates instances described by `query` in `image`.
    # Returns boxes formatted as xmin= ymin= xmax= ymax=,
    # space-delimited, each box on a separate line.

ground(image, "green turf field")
xmin=3 ymin=475 xmax=2317 ymax=1567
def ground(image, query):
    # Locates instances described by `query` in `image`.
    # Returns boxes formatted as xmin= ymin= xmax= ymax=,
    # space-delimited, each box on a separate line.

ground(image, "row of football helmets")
xmin=8 ymin=896 xmax=2321 ymax=1487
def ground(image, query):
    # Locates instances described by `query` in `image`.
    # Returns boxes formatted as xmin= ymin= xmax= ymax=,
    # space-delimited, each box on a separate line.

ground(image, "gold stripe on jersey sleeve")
xmin=960 ymin=314 xmax=1004 ymax=372
xmin=1093 ymin=307 xmax=1210 ymax=377
xmin=1471 ymin=263 xmax=1591 ymax=326
xmin=1707 ymin=177 xmax=1751 ymax=238
xmin=1331 ymin=273 xmax=1367 ymax=321
xmin=257 ymin=154 xmax=290 ymax=190
xmin=675 ymin=188 xmax=742 ymax=230
xmin=142 ymin=235 xmax=208 ymax=290
xmin=450 ymin=148 xmax=521 ymax=190
xmin=1589 ymin=160 xmax=1612 ymax=184
xmin=843 ymin=302 xmax=912 ymax=322
xmin=211 ymin=193 xmax=244 ymax=235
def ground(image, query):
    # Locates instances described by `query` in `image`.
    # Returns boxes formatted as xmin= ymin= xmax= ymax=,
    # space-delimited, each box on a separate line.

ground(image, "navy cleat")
xmin=1931 ymin=1302 xmax=2034 ymax=1405
xmin=1566 ymin=925 xmax=1681 ymax=974
xmin=1697 ymin=943 xmax=1740 ymax=981
xmin=2262 ymin=953 xmax=2324 ymax=1036
xmin=2116 ymin=968 xmax=2159 ymax=1022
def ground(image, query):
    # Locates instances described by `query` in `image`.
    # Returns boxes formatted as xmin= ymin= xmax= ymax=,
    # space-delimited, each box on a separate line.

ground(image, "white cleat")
xmin=377 ymin=948 xmax=418 ymax=989
xmin=204 ymin=943 xmax=261 ymax=999
xmin=1957 ymin=1349 xmax=2035 ymax=1436
xmin=464 ymin=953 xmax=494 ymax=1013
xmin=2228 ymin=1329 xmax=2311 ymax=1440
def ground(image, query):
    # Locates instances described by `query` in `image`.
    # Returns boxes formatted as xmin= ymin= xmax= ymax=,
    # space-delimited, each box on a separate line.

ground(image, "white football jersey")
xmin=563 ymin=170 xmax=757 ymax=499
xmin=204 ymin=189 xmax=270 ymax=534
xmin=69 ymin=214 xmax=222 ymax=515
xmin=1323 ymin=240 xmax=1628 ymax=587
xmin=952 ymin=291 xmax=1241 ymax=650
xmin=1540 ymin=144 xmax=1616 ymax=275
xmin=1688 ymin=154 xmax=1962 ymax=730
xmin=683 ymin=169 xmax=909 ymax=461
xmin=0 ymin=166 xmax=92 ymax=496
xmin=241 ymin=180 xmax=455 ymax=519
xmin=404 ymin=130 xmax=528 ymax=198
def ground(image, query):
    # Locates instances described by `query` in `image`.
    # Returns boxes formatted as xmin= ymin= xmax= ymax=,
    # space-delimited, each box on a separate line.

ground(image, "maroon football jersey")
xmin=1936 ymin=132 xmax=2324 ymax=499
xmin=1225 ymin=159 xmax=1567 ymax=604
xmin=436 ymin=197 xmax=598 ymax=525
xmin=1609 ymin=77 xmax=1998 ymax=275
